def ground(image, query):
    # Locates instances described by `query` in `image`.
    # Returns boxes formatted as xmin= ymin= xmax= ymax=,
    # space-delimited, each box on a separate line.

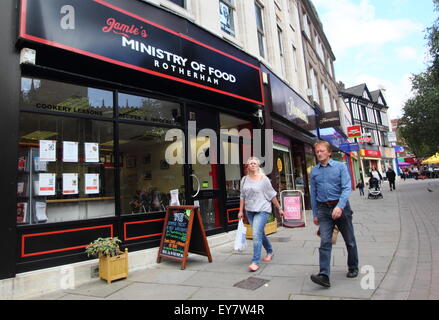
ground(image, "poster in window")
xmin=85 ymin=142 xmax=99 ymax=163
xmin=85 ymin=173 xmax=100 ymax=194
xmin=17 ymin=202 xmax=29 ymax=224
xmin=63 ymin=141 xmax=79 ymax=162
xmin=63 ymin=173 xmax=79 ymax=195
xmin=39 ymin=140 xmax=57 ymax=162
xmin=35 ymin=201 xmax=48 ymax=222
xmin=38 ymin=173 xmax=56 ymax=196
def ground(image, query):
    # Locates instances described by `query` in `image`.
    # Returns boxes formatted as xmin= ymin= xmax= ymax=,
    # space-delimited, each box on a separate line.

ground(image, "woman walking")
xmin=238 ymin=157 xmax=284 ymax=272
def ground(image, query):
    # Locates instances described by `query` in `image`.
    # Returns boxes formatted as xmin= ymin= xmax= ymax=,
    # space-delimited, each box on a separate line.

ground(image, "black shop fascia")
xmin=10 ymin=0 xmax=264 ymax=276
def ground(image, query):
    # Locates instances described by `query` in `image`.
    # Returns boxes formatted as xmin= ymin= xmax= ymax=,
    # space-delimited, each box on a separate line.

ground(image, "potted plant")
xmin=85 ymin=237 xmax=128 ymax=284
xmin=245 ymin=213 xmax=278 ymax=239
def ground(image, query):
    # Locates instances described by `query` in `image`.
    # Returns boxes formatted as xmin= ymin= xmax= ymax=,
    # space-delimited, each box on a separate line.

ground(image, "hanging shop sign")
xmin=317 ymin=111 xmax=341 ymax=129
xmin=347 ymin=125 xmax=362 ymax=138
xmin=19 ymin=0 xmax=263 ymax=105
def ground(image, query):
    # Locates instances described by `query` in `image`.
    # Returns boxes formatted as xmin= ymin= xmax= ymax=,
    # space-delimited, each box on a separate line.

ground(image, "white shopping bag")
xmin=234 ymin=219 xmax=247 ymax=252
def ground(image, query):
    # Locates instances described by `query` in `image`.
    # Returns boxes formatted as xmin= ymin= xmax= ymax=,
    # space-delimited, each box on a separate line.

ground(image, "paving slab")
xmin=106 ymin=282 xmax=200 ymax=300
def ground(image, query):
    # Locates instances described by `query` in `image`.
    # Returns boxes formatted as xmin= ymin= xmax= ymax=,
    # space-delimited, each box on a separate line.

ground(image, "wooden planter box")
xmin=245 ymin=219 xmax=277 ymax=239
xmin=99 ymin=248 xmax=129 ymax=284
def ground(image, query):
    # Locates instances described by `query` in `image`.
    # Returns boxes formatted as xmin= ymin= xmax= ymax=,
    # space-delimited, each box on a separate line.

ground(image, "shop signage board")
xmin=269 ymin=68 xmax=317 ymax=132
xmin=280 ymin=190 xmax=306 ymax=228
xmin=157 ymin=206 xmax=212 ymax=270
xmin=358 ymin=136 xmax=372 ymax=143
xmin=361 ymin=149 xmax=382 ymax=158
xmin=340 ymin=142 xmax=360 ymax=153
xmin=347 ymin=125 xmax=362 ymax=138
xmin=19 ymin=0 xmax=263 ymax=105
xmin=317 ymin=111 xmax=341 ymax=129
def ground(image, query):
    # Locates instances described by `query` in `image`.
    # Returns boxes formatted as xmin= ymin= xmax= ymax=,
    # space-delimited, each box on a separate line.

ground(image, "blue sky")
xmin=312 ymin=0 xmax=437 ymax=120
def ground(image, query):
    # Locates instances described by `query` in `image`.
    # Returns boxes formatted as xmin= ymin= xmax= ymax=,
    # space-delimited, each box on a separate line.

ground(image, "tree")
xmin=399 ymin=0 xmax=439 ymax=158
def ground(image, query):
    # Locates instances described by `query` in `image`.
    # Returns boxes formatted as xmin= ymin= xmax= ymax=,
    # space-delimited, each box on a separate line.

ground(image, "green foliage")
xmin=267 ymin=213 xmax=275 ymax=223
xmin=85 ymin=237 xmax=122 ymax=258
xmin=399 ymin=1 xmax=439 ymax=158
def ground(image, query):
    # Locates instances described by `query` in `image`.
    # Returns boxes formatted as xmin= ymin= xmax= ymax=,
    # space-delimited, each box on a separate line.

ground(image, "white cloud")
xmin=313 ymin=0 xmax=423 ymax=56
xmin=396 ymin=46 xmax=419 ymax=61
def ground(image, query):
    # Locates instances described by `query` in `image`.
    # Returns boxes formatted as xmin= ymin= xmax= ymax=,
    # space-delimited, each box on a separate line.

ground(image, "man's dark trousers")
xmin=389 ymin=180 xmax=395 ymax=190
xmin=317 ymin=201 xmax=359 ymax=276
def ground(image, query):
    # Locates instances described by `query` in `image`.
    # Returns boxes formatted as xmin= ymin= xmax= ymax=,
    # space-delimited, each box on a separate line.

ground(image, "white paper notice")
xmin=63 ymin=141 xmax=79 ymax=162
xmin=170 ymin=189 xmax=180 ymax=206
xmin=39 ymin=140 xmax=57 ymax=162
xmin=63 ymin=173 xmax=79 ymax=195
xmin=85 ymin=174 xmax=100 ymax=194
xmin=38 ymin=173 xmax=56 ymax=196
xmin=85 ymin=142 xmax=99 ymax=163
xmin=35 ymin=201 xmax=48 ymax=222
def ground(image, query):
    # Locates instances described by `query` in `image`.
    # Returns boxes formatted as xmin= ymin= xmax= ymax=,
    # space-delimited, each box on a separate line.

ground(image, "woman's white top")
xmin=240 ymin=175 xmax=277 ymax=213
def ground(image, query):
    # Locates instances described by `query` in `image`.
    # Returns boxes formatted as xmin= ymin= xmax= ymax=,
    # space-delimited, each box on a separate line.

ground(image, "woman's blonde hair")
xmin=245 ymin=156 xmax=266 ymax=176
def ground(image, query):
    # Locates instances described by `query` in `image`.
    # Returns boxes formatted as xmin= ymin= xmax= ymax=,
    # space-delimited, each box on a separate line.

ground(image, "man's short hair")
xmin=313 ymin=140 xmax=332 ymax=153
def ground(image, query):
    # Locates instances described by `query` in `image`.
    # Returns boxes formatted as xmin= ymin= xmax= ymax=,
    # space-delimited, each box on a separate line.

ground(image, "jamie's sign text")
xmin=19 ymin=0 xmax=263 ymax=105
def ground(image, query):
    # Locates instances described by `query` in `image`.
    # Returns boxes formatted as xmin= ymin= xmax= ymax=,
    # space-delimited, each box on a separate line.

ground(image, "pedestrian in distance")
xmin=386 ymin=166 xmax=396 ymax=191
xmin=369 ymin=166 xmax=382 ymax=190
xmin=310 ymin=141 xmax=359 ymax=288
xmin=238 ymin=157 xmax=284 ymax=272
xmin=356 ymin=179 xmax=365 ymax=196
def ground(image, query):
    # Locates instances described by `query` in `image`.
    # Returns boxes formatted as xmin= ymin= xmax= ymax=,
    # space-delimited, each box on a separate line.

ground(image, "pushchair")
xmin=367 ymin=177 xmax=383 ymax=199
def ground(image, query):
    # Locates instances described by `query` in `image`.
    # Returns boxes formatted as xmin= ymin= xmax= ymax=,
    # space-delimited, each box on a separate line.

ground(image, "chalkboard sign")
xmin=157 ymin=206 xmax=212 ymax=269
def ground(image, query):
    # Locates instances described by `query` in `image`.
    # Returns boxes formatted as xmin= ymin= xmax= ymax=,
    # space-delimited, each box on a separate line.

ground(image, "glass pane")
xmin=118 ymin=123 xmax=185 ymax=214
xmin=220 ymin=113 xmax=252 ymax=198
xmin=17 ymin=113 xmax=115 ymax=225
xmin=20 ymin=77 xmax=113 ymax=118
xmin=220 ymin=1 xmax=235 ymax=36
xmin=118 ymin=92 xmax=181 ymax=125
xmin=169 ymin=0 xmax=185 ymax=7
xmin=255 ymin=3 xmax=264 ymax=30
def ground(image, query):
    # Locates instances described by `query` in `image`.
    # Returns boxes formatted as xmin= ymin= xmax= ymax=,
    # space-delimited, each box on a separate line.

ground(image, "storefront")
xmin=360 ymin=148 xmax=383 ymax=181
xmin=262 ymin=66 xmax=318 ymax=211
xmin=1 ymin=0 xmax=265 ymax=279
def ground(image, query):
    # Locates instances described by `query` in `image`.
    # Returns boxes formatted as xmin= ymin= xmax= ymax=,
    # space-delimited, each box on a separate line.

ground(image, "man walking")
xmin=310 ymin=141 xmax=359 ymax=288
xmin=386 ymin=166 xmax=396 ymax=191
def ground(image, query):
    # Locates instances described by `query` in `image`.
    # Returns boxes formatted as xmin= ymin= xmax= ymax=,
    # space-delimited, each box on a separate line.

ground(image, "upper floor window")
xmin=361 ymin=105 xmax=368 ymax=122
xmin=255 ymin=2 xmax=266 ymax=58
xmin=303 ymin=13 xmax=311 ymax=39
xmin=376 ymin=110 xmax=382 ymax=125
xmin=310 ymin=67 xmax=320 ymax=104
xmin=220 ymin=0 xmax=235 ymax=36
xmin=168 ymin=0 xmax=185 ymax=8
xmin=362 ymin=90 xmax=369 ymax=100
xmin=277 ymin=26 xmax=286 ymax=76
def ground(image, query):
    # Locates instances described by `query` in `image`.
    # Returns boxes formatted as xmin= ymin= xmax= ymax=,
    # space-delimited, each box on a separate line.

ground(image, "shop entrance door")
xmin=186 ymin=105 xmax=223 ymax=234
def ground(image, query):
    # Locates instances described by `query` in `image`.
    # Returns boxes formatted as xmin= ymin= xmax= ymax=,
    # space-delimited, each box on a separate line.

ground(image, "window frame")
xmin=18 ymin=75 xmax=185 ymax=226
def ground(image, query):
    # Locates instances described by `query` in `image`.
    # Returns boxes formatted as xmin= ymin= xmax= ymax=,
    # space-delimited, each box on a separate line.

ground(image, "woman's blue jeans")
xmin=246 ymin=211 xmax=273 ymax=265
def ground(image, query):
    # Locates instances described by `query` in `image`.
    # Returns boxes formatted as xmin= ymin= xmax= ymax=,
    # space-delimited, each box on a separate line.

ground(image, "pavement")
xmin=31 ymin=178 xmax=439 ymax=300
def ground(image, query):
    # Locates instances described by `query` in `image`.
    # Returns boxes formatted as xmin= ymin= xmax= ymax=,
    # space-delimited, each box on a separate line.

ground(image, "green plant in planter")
xmin=85 ymin=237 xmax=122 ymax=258
xmin=267 ymin=213 xmax=275 ymax=223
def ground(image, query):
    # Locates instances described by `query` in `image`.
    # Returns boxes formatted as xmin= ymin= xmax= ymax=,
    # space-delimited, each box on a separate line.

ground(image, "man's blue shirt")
xmin=310 ymin=159 xmax=352 ymax=218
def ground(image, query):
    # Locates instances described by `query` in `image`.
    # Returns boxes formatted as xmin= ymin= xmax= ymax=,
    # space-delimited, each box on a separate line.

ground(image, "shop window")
xmin=220 ymin=0 xmax=235 ymax=36
xmin=17 ymin=113 xmax=115 ymax=225
xmin=20 ymin=77 xmax=114 ymax=118
xmin=118 ymin=123 xmax=185 ymax=214
xmin=219 ymin=113 xmax=252 ymax=199
xmin=118 ymin=92 xmax=181 ymax=125
xmin=273 ymin=144 xmax=294 ymax=195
